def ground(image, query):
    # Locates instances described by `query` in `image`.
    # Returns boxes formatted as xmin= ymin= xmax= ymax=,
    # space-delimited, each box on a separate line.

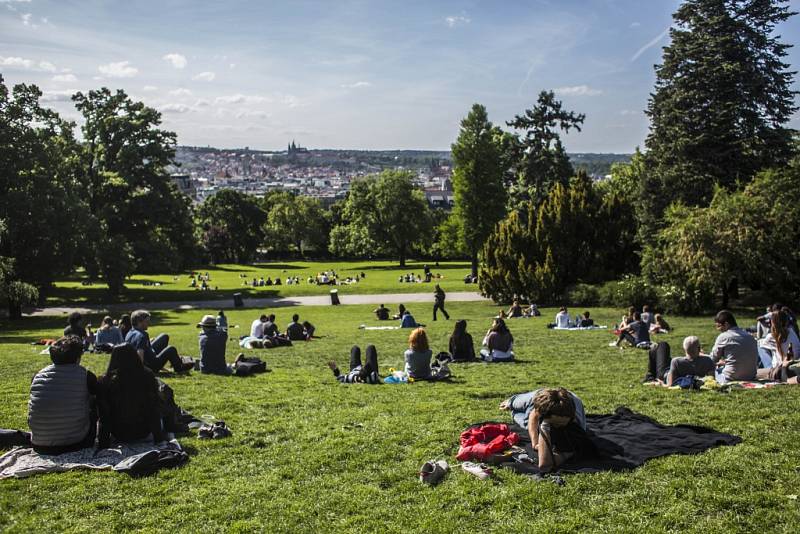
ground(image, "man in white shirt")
xmin=555 ymin=307 xmax=571 ymax=329
xmin=250 ymin=314 xmax=267 ymax=338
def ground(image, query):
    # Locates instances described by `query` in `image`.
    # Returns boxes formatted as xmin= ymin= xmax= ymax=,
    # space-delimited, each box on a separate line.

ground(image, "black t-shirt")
xmin=375 ymin=307 xmax=390 ymax=320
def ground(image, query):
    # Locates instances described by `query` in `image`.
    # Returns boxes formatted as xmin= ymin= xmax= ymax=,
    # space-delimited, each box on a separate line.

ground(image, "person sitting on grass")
xmin=392 ymin=304 xmax=406 ymax=320
xmin=758 ymin=309 xmax=800 ymax=370
xmin=612 ymin=311 xmax=651 ymax=348
xmin=199 ymin=314 xmax=238 ymax=375
xmin=643 ymin=337 xmax=715 ymax=386
xmin=449 ymin=319 xmax=476 ymax=361
xmin=526 ymin=303 xmax=541 ymax=317
xmin=405 ymin=328 xmax=434 ymax=380
xmin=28 ymin=336 xmax=99 ymax=454
xmin=480 ymin=318 xmax=515 ymax=362
xmin=710 ymin=310 xmax=758 ymax=382
xmin=64 ymin=311 xmax=93 ymax=350
xmin=650 ymin=313 xmax=671 ymax=334
xmin=263 ymin=314 xmax=279 ymax=338
xmin=500 ymin=387 xmax=592 ymax=473
xmin=555 ymin=307 xmax=570 ymax=329
xmin=328 ymin=345 xmax=381 ymax=384
xmin=286 ymin=314 xmax=308 ymax=341
xmin=641 ymin=305 xmax=654 ymax=326
xmin=374 ymin=304 xmax=390 ymax=321
xmin=578 ymin=311 xmax=594 ymax=328
xmin=302 ymin=321 xmax=316 ymax=339
xmin=119 ymin=314 xmax=132 ymax=340
xmin=400 ymin=309 xmax=420 ymax=329
xmin=126 ymin=309 xmax=192 ymax=373
xmin=97 ymin=343 xmax=166 ymax=448
xmin=95 ymin=315 xmax=124 ymax=350
xmin=250 ymin=314 xmax=267 ymax=339
xmin=507 ymin=300 xmax=523 ymax=319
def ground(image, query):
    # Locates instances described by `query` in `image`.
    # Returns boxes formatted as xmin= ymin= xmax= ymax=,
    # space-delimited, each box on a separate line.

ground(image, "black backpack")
xmin=234 ymin=357 xmax=267 ymax=376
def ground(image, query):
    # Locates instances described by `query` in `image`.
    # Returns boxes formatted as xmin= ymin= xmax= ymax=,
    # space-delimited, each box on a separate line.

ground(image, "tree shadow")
xmin=354 ymin=262 xmax=471 ymax=272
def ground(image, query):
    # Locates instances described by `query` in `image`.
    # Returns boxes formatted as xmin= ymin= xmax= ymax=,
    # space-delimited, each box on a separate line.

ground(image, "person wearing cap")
xmin=126 ymin=310 xmax=191 ymax=373
xmin=198 ymin=314 xmax=231 ymax=375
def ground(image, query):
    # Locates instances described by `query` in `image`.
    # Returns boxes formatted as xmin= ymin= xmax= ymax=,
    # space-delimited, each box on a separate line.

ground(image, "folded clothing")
xmin=457 ymin=423 xmax=519 ymax=461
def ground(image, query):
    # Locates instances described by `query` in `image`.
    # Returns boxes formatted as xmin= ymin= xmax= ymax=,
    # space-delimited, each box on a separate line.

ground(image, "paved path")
xmin=24 ymin=291 xmax=490 ymax=317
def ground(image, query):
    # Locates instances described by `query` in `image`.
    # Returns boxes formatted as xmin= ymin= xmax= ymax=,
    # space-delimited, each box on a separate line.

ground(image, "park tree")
xmin=506 ymin=90 xmax=584 ymax=209
xmin=198 ymin=189 xmax=266 ymax=263
xmin=330 ymin=170 xmax=433 ymax=266
xmin=450 ymin=103 xmax=508 ymax=277
xmin=73 ymin=88 xmax=197 ymax=289
xmin=263 ymin=192 xmax=329 ymax=256
xmin=641 ymin=0 xmax=798 ymax=230
xmin=0 ymin=221 xmax=39 ymax=319
xmin=0 ymin=76 xmax=86 ymax=315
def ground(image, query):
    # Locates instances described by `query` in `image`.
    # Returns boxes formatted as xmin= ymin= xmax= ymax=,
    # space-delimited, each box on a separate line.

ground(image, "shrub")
xmin=598 ymin=275 xmax=659 ymax=309
xmin=566 ymin=283 xmax=600 ymax=306
xmin=657 ymin=283 xmax=715 ymax=315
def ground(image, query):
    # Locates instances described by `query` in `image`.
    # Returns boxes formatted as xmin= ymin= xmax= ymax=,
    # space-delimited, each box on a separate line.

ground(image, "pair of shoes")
xmin=608 ymin=341 xmax=618 ymax=347
xmin=462 ymin=462 xmax=492 ymax=480
xmin=198 ymin=421 xmax=233 ymax=439
xmin=419 ymin=460 xmax=449 ymax=485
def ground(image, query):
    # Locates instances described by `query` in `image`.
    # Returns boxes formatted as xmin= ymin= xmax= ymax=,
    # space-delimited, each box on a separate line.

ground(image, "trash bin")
xmin=330 ymin=289 xmax=340 ymax=305
xmin=233 ymin=293 xmax=244 ymax=308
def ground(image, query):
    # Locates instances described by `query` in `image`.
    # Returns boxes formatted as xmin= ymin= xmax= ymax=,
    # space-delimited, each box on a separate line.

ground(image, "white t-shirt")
xmin=760 ymin=329 xmax=800 ymax=367
xmin=555 ymin=311 xmax=570 ymax=329
xmin=250 ymin=319 xmax=265 ymax=338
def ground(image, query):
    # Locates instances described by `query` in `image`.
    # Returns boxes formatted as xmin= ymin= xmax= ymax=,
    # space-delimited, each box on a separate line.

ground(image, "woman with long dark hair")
xmin=449 ymin=320 xmax=476 ymax=361
xmin=97 ymin=344 xmax=165 ymax=447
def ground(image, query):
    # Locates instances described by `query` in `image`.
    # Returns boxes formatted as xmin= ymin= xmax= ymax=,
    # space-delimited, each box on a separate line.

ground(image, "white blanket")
xmin=0 ymin=435 xmax=180 ymax=480
xmin=552 ymin=325 xmax=608 ymax=331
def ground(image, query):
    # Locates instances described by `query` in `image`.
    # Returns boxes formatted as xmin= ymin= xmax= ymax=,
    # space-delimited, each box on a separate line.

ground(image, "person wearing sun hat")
xmin=198 ymin=314 xmax=231 ymax=375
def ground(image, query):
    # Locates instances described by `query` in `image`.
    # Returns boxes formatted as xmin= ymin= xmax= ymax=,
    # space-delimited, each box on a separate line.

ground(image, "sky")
xmin=1 ymin=0 xmax=799 ymax=152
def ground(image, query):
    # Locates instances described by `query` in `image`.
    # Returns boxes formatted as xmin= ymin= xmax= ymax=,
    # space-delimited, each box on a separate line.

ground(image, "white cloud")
xmin=143 ymin=85 xmax=158 ymax=92
xmin=41 ymin=90 xmax=74 ymax=103
xmin=162 ymin=53 xmax=187 ymax=69
xmin=229 ymin=63 xmax=236 ymax=70
xmin=445 ymin=15 xmax=470 ymax=28
xmin=195 ymin=98 xmax=210 ymax=107
xmin=192 ymin=71 xmax=216 ymax=81
xmin=235 ymin=110 xmax=270 ymax=119
xmin=630 ymin=22 xmax=641 ymax=28
xmin=160 ymin=103 xmax=194 ymax=114
xmin=555 ymin=85 xmax=603 ymax=96
xmin=169 ymin=88 xmax=193 ymax=97
xmin=52 ymin=73 xmax=77 ymax=82
xmin=215 ymin=94 xmax=269 ymax=105
xmin=341 ymin=81 xmax=372 ymax=89
xmin=281 ymin=94 xmax=305 ymax=108
xmin=21 ymin=12 xmax=35 ymax=27
xmin=631 ymin=27 xmax=670 ymax=62
xmin=0 ymin=55 xmax=57 ymax=72
xmin=98 ymin=60 xmax=138 ymax=78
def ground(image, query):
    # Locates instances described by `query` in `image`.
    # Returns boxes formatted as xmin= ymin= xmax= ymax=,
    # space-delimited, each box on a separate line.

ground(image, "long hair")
xmin=491 ymin=318 xmax=509 ymax=335
xmin=102 ymin=343 xmax=152 ymax=392
xmin=771 ymin=310 xmax=789 ymax=359
xmin=408 ymin=327 xmax=429 ymax=352
xmin=99 ymin=315 xmax=114 ymax=331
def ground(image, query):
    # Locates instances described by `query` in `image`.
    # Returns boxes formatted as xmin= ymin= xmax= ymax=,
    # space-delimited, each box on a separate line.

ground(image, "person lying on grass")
xmin=97 ymin=343 xmax=166 ymax=448
xmin=328 ymin=345 xmax=381 ymax=384
xmin=500 ymin=387 xmax=592 ymax=473
xmin=28 ymin=335 xmax=100 ymax=455
xmin=642 ymin=337 xmax=714 ymax=386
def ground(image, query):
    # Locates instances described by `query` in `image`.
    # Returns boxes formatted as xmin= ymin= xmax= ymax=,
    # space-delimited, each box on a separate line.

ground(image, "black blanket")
xmin=473 ymin=407 xmax=741 ymax=475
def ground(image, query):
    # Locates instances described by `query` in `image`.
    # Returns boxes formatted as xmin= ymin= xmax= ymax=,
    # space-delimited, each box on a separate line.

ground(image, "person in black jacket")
xmin=97 ymin=344 xmax=166 ymax=448
xmin=449 ymin=319 xmax=476 ymax=361
xmin=433 ymin=284 xmax=450 ymax=321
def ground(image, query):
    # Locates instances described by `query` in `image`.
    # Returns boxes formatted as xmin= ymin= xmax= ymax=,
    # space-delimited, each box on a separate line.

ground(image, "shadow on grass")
xmin=249 ymin=263 xmax=306 ymax=271
xmin=46 ymin=286 xmax=283 ymax=307
xmin=354 ymin=262 xmax=471 ymax=272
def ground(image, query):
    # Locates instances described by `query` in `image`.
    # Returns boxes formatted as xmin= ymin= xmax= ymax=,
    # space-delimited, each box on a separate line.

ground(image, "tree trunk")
xmin=399 ymin=245 xmax=406 ymax=268
xmin=721 ymin=282 xmax=729 ymax=309
xmin=7 ymin=302 xmax=22 ymax=320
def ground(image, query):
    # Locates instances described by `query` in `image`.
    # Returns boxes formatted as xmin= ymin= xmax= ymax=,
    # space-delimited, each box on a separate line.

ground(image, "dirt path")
xmin=24 ymin=291 xmax=491 ymax=317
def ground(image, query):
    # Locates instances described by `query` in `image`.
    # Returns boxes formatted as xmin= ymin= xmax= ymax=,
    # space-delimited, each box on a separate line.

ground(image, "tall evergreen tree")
xmin=642 ymin=0 xmax=798 ymax=229
xmin=451 ymin=104 xmax=507 ymax=277
xmin=506 ymin=90 xmax=585 ymax=208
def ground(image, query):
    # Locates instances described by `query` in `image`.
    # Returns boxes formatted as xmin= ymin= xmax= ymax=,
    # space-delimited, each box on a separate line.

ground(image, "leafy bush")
xmin=657 ymin=283 xmax=715 ymax=315
xmin=598 ymin=275 xmax=659 ymax=309
xmin=566 ymin=283 xmax=600 ymax=306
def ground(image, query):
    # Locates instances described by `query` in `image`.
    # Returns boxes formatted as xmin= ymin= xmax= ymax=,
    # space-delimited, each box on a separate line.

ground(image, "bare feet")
xmin=499 ymin=399 xmax=511 ymax=410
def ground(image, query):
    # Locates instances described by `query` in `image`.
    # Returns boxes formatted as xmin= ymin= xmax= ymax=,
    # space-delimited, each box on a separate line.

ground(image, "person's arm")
xmin=86 ymin=370 xmax=99 ymax=395
xmin=147 ymin=378 xmax=167 ymax=443
xmin=527 ymin=409 xmax=540 ymax=451
xmin=665 ymin=359 xmax=676 ymax=387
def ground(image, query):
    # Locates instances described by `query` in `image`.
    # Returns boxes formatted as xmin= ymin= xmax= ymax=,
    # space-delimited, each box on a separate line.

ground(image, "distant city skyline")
xmin=1 ymin=0 xmax=799 ymax=152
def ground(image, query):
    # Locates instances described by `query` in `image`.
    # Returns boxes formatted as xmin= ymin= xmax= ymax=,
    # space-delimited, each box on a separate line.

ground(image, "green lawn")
xmin=1 ymin=304 xmax=798 ymax=532
xmin=47 ymin=261 xmax=475 ymax=306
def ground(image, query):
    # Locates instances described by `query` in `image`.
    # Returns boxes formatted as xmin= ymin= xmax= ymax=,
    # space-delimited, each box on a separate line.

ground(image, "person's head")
xmin=583 ymin=311 xmax=590 ymax=319
xmin=533 ymin=388 xmax=576 ymax=428
xmin=302 ymin=321 xmax=312 ymax=329
xmin=131 ymin=309 xmax=151 ymax=330
xmin=771 ymin=303 xmax=784 ymax=312
xmin=643 ymin=305 xmax=650 ymax=313
xmin=559 ymin=306 xmax=566 ymax=313
xmin=49 ymin=335 xmax=84 ymax=365
xmin=452 ymin=319 xmax=467 ymax=337
xmin=435 ymin=284 xmax=441 ymax=290
xmin=260 ymin=314 xmax=268 ymax=322
xmin=106 ymin=343 xmax=145 ymax=376
xmin=100 ymin=315 xmax=114 ymax=330
xmin=408 ymin=327 xmax=429 ymax=352
xmin=197 ymin=314 xmax=217 ymax=331
xmin=714 ymin=310 xmax=737 ymax=331
xmin=682 ymin=336 xmax=701 ymax=359
xmin=120 ymin=314 xmax=131 ymax=327
xmin=398 ymin=304 xmax=406 ymax=314
xmin=292 ymin=313 xmax=299 ymax=323
xmin=269 ymin=314 xmax=276 ymax=322
xmin=380 ymin=303 xmax=385 ymax=309
xmin=67 ymin=311 xmax=83 ymax=327
xmin=627 ymin=306 xmax=636 ymax=317
xmin=491 ymin=318 xmax=508 ymax=334
xmin=633 ymin=311 xmax=641 ymax=321
xmin=218 ymin=310 xmax=225 ymax=317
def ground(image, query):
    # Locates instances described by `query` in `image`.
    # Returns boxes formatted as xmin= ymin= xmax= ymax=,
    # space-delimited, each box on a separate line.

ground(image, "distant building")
xmin=424 ymin=179 xmax=454 ymax=209
xmin=287 ymin=140 xmax=309 ymax=155
xmin=170 ymin=174 xmax=196 ymax=199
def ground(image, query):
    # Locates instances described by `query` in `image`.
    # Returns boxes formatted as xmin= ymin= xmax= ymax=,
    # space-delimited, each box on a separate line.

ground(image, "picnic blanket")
xmin=551 ymin=325 xmax=608 ymax=331
xmin=0 ymin=435 xmax=183 ymax=479
xmin=359 ymin=325 xmax=401 ymax=331
xmin=466 ymin=407 xmax=741 ymax=475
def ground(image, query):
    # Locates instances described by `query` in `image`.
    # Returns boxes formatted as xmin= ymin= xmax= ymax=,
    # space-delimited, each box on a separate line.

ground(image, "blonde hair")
xmin=408 ymin=327 xmax=429 ymax=352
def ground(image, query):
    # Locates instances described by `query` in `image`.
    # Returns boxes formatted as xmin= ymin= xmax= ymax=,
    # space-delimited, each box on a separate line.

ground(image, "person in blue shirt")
xmin=400 ymin=310 xmax=419 ymax=328
xmin=125 ymin=309 xmax=192 ymax=373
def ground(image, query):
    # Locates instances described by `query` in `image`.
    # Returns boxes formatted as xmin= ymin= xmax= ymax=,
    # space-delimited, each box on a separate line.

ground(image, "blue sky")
xmin=1 ymin=0 xmax=799 ymax=152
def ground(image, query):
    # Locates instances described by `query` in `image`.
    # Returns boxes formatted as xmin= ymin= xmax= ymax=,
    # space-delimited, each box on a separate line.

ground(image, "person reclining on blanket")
xmin=126 ymin=310 xmax=192 ymax=373
xmin=554 ymin=307 xmax=571 ymax=328
xmin=286 ymin=314 xmax=314 ymax=341
xmin=28 ymin=336 xmax=100 ymax=454
xmin=480 ymin=318 xmax=515 ymax=362
xmin=327 ymin=345 xmax=381 ymax=383
xmin=756 ymin=309 xmax=800 ymax=383
xmin=97 ymin=344 xmax=166 ymax=448
xmin=449 ymin=319 xmax=476 ymax=361
xmin=643 ymin=337 xmax=715 ymax=386
xmin=374 ymin=304 xmax=390 ymax=321
xmin=710 ymin=310 xmax=758 ymax=382
xmin=612 ymin=311 xmax=650 ymax=348
xmin=499 ymin=387 xmax=591 ymax=473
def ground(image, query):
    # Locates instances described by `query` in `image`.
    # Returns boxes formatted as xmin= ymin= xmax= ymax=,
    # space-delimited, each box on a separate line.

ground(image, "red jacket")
xmin=456 ymin=423 xmax=519 ymax=461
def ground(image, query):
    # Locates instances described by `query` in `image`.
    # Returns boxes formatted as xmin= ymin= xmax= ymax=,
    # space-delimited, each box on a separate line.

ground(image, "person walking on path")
xmin=433 ymin=284 xmax=450 ymax=321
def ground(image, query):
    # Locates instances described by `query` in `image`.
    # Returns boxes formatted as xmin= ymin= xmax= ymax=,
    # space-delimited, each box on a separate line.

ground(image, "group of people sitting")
xmin=239 ymin=312 xmax=316 ymax=349
xmin=245 ymin=276 xmax=285 ymax=287
xmin=498 ymin=300 xmax=541 ymax=319
xmin=610 ymin=305 xmax=671 ymax=348
xmin=550 ymin=306 xmax=594 ymax=328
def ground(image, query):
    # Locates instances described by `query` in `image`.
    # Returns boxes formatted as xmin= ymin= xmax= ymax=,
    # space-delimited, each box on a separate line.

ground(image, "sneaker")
xmin=419 ymin=460 xmax=449 ymax=485
xmin=608 ymin=341 xmax=618 ymax=347
xmin=197 ymin=424 xmax=214 ymax=439
xmin=211 ymin=421 xmax=232 ymax=439
xmin=461 ymin=462 xmax=492 ymax=480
